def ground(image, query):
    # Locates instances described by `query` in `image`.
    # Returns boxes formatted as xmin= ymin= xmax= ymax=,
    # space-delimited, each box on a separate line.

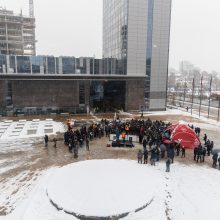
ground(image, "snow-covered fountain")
xmin=46 ymin=160 xmax=160 ymax=220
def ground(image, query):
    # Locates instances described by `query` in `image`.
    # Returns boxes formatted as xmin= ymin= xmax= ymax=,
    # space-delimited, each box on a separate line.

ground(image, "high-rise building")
xmin=0 ymin=7 xmax=36 ymax=55
xmin=103 ymin=0 xmax=172 ymax=110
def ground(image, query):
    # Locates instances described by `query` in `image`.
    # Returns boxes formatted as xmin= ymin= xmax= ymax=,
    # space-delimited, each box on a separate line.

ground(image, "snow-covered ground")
xmin=1 ymin=159 xmax=220 ymax=220
xmin=1 ymin=109 xmax=220 ymax=220
xmin=0 ymin=119 xmax=65 ymax=140
xmin=0 ymin=119 xmax=65 ymax=153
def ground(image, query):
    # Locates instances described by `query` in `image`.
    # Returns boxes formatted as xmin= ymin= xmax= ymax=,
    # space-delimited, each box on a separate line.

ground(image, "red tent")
xmin=171 ymin=124 xmax=200 ymax=149
xmin=166 ymin=124 xmax=178 ymax=131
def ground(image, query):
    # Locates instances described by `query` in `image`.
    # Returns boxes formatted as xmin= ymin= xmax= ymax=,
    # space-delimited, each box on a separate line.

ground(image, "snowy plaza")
xmin=0 ymin=109 xmax=220 ymax=220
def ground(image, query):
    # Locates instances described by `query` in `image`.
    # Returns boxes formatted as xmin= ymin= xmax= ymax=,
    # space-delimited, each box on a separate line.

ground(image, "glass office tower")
xmin=103 ymin=0 xmax=172 ymax=111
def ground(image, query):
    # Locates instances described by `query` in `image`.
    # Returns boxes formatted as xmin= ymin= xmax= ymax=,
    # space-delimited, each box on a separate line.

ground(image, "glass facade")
xmin=0 ymin=55 xmax=103 ymax=75
xmin=31 ymin=56 xmax=46 ymax=74
xmin=9 ymin=56 xmax=16 ymax=73
xmin=90 ymin=81 xmax=126 ymax=112
xmin=103 ymin=0 xmax=172 ymax=110
xmin=47 ymin=56 xmax=56 ymax=74
xmin=62 ymin=57 xmax=75 ymax=74
xmin=103 ymin=0 xmax=128 ymax=75
xmin=17 ymin=56 xmax=31 ymax=73
xmin=146 ymin=0 xmax=154 ymax=78
xmin=145 ymin=0 xmax=154 ymax=108
xmin=0 ymin=55 xmax=7 ymax=73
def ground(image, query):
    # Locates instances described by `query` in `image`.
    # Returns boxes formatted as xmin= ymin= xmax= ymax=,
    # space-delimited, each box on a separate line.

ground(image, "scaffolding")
xmin=0 ymin=5 xmax=36 ymax=56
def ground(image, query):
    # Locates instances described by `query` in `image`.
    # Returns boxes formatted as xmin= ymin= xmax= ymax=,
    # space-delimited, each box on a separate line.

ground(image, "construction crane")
xmin=29 ymin=0 xmax=34 ymax=18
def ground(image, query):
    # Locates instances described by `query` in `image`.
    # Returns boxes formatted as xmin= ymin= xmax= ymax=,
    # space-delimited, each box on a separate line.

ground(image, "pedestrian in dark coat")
xmin=181 ymin=146 xmax=185 ymax=158
xmin=166 ymin=158 xmax=172 ymax=172
xmin=212 ymin=153 xmax=218 ymax=168
xmin=210 ymin=141 xmax=214 ymax=152
xmin=44 ymin=135 xmax=49 ymax=147
xmin=86 ymin=138 xmax=89 ymax=151
xmin=194 ymin=147 xmax=198 ymax=161
xmin=137 ymin=150 xmax=143 ymax=164
xmin=143 ymin=149 xmax=148 ymax=164
xmin=176 ymin=144 xmax=180 ymax=156
xmin=143 ymin=139 xmax=147 ymax=151
xmin=197 ymin=127 xmax=201 ymax=137
xmin=167 ymin=145 xmax=175 ymax=163
xmin=150 ymin=148 xmax=157 ymax=166
xmin=202 ymin=147 xmax=206 ymax=162
xmin=197 ymin=145 xmax=203 ymax=163
xmin=203 ymin=134 xmax=207 ymax=144
xmin=218 ymin=157 xmax=220 ymax=170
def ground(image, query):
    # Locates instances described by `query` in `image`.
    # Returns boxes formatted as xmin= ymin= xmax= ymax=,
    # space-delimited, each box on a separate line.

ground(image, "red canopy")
xmin=166 ymin=124 xmax=178 ymax=131
xmin=171 ymin=124 xmax=200 ymax=149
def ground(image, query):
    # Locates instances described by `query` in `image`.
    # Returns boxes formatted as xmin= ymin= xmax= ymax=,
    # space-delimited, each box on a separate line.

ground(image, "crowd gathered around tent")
xmin=44 ymin=117 xmax=220 ymax=170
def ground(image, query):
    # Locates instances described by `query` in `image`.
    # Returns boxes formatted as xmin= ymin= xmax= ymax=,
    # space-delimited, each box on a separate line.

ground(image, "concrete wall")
xmin=11 ymin=80 xmax=81 ymax=109
xmin=0 ymin=78 xmax=145 ymax=113
xmin=125 ymin=79 xmax=145 ymax=111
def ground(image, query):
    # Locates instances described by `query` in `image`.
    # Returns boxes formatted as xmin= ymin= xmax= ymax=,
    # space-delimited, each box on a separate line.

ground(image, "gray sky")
xmin=0 ymin=0 xmax=220 ymax=73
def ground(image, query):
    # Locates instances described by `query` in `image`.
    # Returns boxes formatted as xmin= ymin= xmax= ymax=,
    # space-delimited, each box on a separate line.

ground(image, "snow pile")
xmin=47 ymin=160 xmax=160 ymax=218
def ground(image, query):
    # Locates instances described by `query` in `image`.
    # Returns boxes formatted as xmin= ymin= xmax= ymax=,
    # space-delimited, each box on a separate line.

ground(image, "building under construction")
xmin=0 ymin=1 xmax=36 ymax=56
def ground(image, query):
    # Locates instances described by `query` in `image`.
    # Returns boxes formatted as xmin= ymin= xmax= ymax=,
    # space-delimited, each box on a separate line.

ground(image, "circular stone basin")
xmin=47 ymin=159 xmax=160 ymax=218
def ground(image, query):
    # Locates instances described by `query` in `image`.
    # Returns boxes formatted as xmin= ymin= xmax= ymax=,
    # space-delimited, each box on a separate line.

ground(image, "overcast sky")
xmin=0 ymin=0 xmax=220 ymax=73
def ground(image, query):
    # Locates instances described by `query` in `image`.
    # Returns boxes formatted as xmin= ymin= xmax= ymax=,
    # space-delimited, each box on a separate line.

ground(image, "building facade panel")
xmin=149 ymin=0 xmax=172 ymax=111
xmin=127 ymin=0 xmax=148 ymax=77
xmin=125 ymin=78 xmax=145 ymax=111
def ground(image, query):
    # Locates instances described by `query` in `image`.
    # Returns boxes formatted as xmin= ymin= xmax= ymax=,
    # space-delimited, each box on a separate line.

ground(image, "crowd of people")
xmin=43 ymin=116 xmax=220 ymax=171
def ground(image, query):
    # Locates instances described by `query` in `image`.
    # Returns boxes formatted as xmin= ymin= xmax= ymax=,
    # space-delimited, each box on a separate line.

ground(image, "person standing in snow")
xmin=166 ymin=158 xmax=172 ymax=172
xmin=143 ymin=138 xmax=147 ymax=151
xmin=137 ymin=150 xmax=143 ymax=164
xmin=150 ymin=147 xmax=157 ymax=166
xmin=202 ymin=146 xmax=206 ymax=162
xmin=143 ymin=149 xmax=148 ymax=164
xmin=196 ymin=145 xmax=203 ymax=163
xmin=181 ymin=146 xmax=185 ymax=158
xmin=194 ymin=147 xmax=198 ymax=161
xmin=86 ymin=137 xmax=89 ymax=151
xmin=212 ymin=153 xmax=218 ymax=168
xmin=203 ymin=134 xmax=207 ymax=144
xmin=44 ymin=135 xmax=49 ymax=147
xmin=218 ymin=157 xmax=220 ymax=170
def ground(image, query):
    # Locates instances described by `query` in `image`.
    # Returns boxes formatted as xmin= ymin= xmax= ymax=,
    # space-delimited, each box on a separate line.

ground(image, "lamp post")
xmin=208 ymin=75 xmax=213 ymax=119
xmin=191 ymin=77 xmax=195 ymax=115
xmin=217 ymin=96 xmax=220 ymax=122
xmin=199 ymin=75 xmax=203 ymax=118
xmin=183 ymin=80 xmax=187 ymax=107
